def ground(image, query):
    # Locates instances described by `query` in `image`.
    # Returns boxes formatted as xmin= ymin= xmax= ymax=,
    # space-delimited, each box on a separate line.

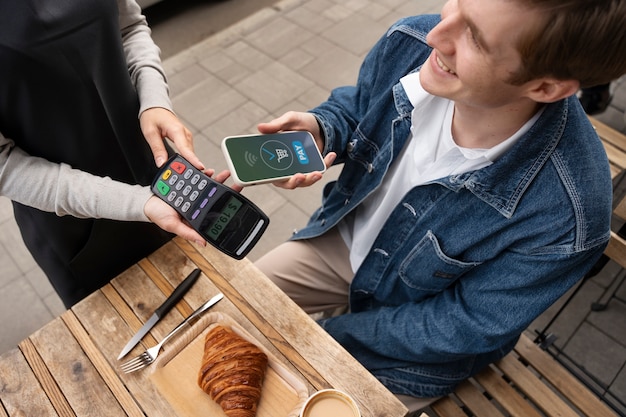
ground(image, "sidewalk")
xmin=1 ymin=0 xmax=625 ymax=413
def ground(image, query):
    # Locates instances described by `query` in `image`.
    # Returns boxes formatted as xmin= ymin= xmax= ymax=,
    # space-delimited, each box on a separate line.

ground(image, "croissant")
xmin=197 ymin=325 xmax=268 ymax=417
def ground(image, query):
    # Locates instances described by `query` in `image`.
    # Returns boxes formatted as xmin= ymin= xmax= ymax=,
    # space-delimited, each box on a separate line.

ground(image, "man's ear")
xmin=525 ymin=78 xmax=580 ymax=103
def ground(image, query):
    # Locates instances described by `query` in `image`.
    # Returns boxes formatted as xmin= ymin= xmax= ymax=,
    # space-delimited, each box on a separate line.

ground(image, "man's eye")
xmin=468 ymin=29 xmax=481 ymax=48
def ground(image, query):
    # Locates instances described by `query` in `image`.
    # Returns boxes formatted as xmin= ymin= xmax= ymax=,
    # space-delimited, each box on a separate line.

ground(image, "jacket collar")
xmin=434 ymin=98 xmax=570 ymax=218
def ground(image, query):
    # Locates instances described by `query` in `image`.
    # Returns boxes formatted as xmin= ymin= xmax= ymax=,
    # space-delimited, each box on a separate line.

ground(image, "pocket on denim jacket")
xmin=399 ymin=231 xmax=481 ymax=291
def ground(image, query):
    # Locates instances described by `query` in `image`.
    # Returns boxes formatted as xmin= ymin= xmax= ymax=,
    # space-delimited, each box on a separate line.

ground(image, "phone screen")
xmin=222 ymin=131 xmax=325 ymax=185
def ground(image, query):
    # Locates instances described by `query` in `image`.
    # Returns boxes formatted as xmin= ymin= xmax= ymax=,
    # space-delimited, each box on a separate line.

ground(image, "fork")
xmin=119 ymin=293 xmax=224 ymax=373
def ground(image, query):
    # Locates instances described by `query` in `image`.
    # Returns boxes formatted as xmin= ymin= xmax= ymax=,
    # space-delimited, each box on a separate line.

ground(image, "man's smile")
xmin=436 ymin=55 xmax=456 ymax=75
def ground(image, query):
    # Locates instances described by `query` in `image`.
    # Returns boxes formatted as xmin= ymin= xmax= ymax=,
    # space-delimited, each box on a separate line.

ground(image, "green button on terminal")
xmin=156 ymin=180 xmax=170 ymax=196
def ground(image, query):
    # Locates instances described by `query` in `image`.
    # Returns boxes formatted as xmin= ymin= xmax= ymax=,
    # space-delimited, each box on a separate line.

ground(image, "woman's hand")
xmin=143 ymin=169 xmax=238 ymax=246
xmin=144 ymin=196 xmax=206 ymax=246
xmin=140 ymin=107 xmax=206 ymax=172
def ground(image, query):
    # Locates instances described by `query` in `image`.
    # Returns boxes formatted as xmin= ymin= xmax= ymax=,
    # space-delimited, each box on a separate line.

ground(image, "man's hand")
xmin=140 ymin=107 xmax=205 ymax=171
xmin=258 ymin=111 xmax=323 ymax=147
xmin=257 ymin=111 xmax=336 ymax=189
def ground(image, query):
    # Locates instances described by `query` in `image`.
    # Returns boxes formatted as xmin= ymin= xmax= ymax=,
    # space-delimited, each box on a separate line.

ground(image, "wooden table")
xmin=0 ymin=237 xmax=408 ymax=417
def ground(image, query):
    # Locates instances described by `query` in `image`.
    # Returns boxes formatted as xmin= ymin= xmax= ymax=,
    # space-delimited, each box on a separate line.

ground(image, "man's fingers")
xmin=324 ymin=152 xmax=337 ymax=168
xmin=257 ymin=111 xmax=308 ymax=133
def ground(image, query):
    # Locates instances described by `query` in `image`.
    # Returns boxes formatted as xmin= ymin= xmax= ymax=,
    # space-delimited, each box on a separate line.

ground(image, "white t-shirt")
xmin=339 ymin=72 xmax=542 ymax=273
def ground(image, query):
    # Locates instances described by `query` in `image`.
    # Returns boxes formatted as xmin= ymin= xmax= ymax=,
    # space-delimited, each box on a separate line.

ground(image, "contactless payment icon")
xmin=244 ymin=151 xmax=258 ymax=167
xmin=259 ymin=140 xmax=294 ymax=171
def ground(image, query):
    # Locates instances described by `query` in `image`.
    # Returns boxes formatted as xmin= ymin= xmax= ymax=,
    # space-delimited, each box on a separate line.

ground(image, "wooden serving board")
xmin=149 ymin=312 xmax=310 ymax=417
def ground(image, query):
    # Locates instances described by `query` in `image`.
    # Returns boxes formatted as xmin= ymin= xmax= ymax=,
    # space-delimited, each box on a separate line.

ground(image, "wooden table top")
xmin=0 ymin=237 xmax=408 ymax=417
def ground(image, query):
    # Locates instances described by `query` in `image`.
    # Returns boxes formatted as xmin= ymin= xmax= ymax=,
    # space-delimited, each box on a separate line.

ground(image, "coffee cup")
xmin=300 ymin=389 xmax=361 ymax=417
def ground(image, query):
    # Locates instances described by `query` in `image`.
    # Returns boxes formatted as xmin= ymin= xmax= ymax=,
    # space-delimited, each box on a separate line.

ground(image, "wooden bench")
xmin=592 ymin=115 xmax=626 ymax=181
xmin=427 ymin=117 xmax=626 ymax=417
xmin=427 ymin=333 xmax=618 ymax=417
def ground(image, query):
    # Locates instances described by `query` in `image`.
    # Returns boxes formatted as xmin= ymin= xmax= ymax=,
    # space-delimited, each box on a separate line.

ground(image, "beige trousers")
xmin=255 ymin=227 xmax=354 ymax=315
xmin=255 ymin=227 xmax=439 ymax=412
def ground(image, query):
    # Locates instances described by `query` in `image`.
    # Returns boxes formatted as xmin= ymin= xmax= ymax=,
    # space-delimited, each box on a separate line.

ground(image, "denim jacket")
xmin=294 ymin=15 xmax=612 ymax=398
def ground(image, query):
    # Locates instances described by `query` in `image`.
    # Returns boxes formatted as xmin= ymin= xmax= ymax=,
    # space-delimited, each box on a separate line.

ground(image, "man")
xmin=253 ymin=0 xmax=626 ymax=408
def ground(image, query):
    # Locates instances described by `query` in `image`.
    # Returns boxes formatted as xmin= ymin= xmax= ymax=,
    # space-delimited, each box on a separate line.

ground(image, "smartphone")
xmin=221 ymin=131 xmax=326 ymax=186
xmin=151 ymin=154 xmax=269 ymax=259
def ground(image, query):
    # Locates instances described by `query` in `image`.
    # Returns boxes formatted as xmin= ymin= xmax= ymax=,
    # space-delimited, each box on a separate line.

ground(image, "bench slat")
xmin=604 ymin=231 xmax=626 ymax=270
xmin=495 ymin=353 xmax=579 ymax=417
xmin=591 ymin=114 xmax=626 ymax=180
xmin=454 ymin=379 xmax=505 ymax=417
xmin=609 ymin=163 xmax=622 ymax=179
xmin=590 ymin=116 xmax=626 ymax=152
xmin=613 ymin=197 xmax=626 ymax=221
xmin=514 ymin=335 xmax=617 ymax=417
xmin=601 ymin=140 xmax=626 ymax=172
xmin=429 ymin=396 xmax=469 ymax=417
xmin=474 ymin=366 xmax=543 ymax=417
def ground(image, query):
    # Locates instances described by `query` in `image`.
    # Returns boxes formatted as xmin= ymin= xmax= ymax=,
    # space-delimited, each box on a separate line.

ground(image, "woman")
xmin=0 ymin=0 xmax=210 ymax=307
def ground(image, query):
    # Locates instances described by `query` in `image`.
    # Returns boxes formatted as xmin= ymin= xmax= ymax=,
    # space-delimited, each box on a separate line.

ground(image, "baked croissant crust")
xmin=197 ymin=325 xmax=268 ymax=417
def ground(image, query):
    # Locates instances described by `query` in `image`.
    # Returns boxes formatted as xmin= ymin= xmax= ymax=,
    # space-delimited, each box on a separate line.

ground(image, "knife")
xmin=117 ymin=268 xmax=201 ymax=360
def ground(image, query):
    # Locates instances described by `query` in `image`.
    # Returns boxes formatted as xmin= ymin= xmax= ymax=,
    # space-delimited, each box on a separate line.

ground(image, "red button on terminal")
xmin=170 ymin=161 xmax=186 ymax=174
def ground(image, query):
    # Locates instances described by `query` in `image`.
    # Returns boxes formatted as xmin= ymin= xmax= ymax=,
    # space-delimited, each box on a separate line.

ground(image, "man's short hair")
xmin=508 ymin=0 xmax=625 ymax=88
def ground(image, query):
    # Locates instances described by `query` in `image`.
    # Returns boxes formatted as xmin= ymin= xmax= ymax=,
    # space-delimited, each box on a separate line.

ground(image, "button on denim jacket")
xmin=293 ymin=15 xmax=612 ymax=398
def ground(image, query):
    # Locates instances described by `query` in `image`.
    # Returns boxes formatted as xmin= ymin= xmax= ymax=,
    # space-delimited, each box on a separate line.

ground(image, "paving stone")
xmin=302 ymin=0 xmax=334 ymax=14
xmin=533 ymin=278 xmax=604 ymax=349
xmin=191 ymin=134 xmax=230 ymax=173
xmin=300 ymin=43 xmax=362 ymax=91
xmin=233 ymin=61 xmax=315 ymax=113
xmin=0 ymin=279 xmax=55 ymax=354
xmin=42 ymin=290 xmax=66 ymax=319
xmin=322 ymin=4 xmax=356 ymax=22
xmin=201 ymin=101 xmax=270 ymax=147
xmin=278 ymin=47 xmax=316 ymax=72
xmin=609 ymin=361 xmax=626 ymax=407
xmin=355 ymin=2 xmax=394 ymax=21
xmin=222 ymin=39 xmax=274 ymax=72
xmin=0 ymin=218 xmax=39 ymax=274
xmin=199 ymin=49 xmax=254 ymax=85
xmin=563 ymin=322 xmax=626 ymax=387
xmin=0 ymin=241 xmax=21 ymax=287
xmin=166 ymin=63 xmax=212 ymax=96
xmin=172 ymin=75 xmax=249 ymax=131
xmin=591 ymin=259 xmax=623 ymax=289
xmin=297 ymin=84 xmax=335 ymax=110
xmin=22 ymin=262 xmax=57 ymax=300
xmin=0 ymin=196 xmax=13 ymax=223
xmin=588 ymin=298 xmax=626 ymax=346
xmin=321 ymin=13 xmax=388 ymax=56
xmin=284 ymin=3 xmax=335 ymax=35
xmin=617 ymin=277 xmax=626 ymax=300
xmin=245 ymin=16 xmax=316 ymax=60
